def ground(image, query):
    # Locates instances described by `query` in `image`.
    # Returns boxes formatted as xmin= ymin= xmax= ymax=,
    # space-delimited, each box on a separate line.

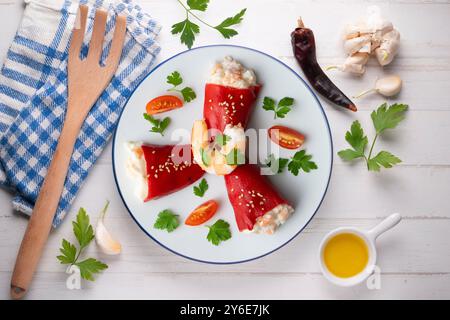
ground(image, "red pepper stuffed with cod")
xmin=126 ymin=142 xmax=204 ymax=201
xmin=225 ymin=164 xmax=294 ymax=234
xmin=203 ymin=57 xmax=261 ymax=132
xmin=192 ymin=56 xmax=261 ymax=176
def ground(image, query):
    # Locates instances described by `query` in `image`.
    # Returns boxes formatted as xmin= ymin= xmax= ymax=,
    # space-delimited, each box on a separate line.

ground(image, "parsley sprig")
xmin=57 ymin=207 xmax=108 ymax=281
xmin=262 ymin=96 xmax=295 ymax=119
xmin=288 ymin=150 xmax=318 ymax=175
xmin=265 ymin=151 xmax=318 ymax=176
xmin=193 ymin=178 xmax=209 ymax=197
xmin=206 ymin=219 xmax=232 ymax=246
xmin=338 ymin=103 xmax=408 ymax=171
xmin=265 ymin=154 xmax=289 ymax=174
xmin=172 ymin=0 xmax=246 ymax=49
xmin=154 ymin=209 xmax=180 ymax=232
xmin=166 ymin=71 xmax=196 ymax=102
xmin=143 ymin=113 xmax=171 ymax=136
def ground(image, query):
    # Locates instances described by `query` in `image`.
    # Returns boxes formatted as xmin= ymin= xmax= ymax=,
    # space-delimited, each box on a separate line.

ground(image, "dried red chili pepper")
xmin=291 ymin=19 xmax=357 ymax=112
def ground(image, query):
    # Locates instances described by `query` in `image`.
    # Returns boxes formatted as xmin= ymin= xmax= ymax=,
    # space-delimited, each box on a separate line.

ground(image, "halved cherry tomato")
xmin=146 ymin=95 xmax=183 ymax=115
xmin=268 ymin=125 xmax=305 ymax=150
xmin=185 ymin=200 xmax=218 ymax=226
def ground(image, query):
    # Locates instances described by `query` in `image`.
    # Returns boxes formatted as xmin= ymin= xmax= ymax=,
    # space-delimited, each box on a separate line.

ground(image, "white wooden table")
xmin=1 ymin=0 xmax=449 ymax=300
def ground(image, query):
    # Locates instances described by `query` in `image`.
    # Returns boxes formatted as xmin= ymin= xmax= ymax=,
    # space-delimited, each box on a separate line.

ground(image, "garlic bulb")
xmin=95 ymin=201 xmax=122 ymax=255
xmin=331 ymin=6 xmax=401 ymax=74
xmin=354 ymin=75 xmax=403 ymax=98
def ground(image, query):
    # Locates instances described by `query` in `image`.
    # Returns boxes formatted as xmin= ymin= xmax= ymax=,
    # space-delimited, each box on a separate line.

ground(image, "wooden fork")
xmin=10 ymin=5 xmax=126 ymax=299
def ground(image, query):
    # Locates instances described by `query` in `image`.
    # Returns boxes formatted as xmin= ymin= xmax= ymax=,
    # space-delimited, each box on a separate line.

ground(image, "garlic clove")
xmin=326 ymin=52 xmax=369 ymax=75
xmin=95 ymin=201 xmax=122 ymax=255
xmin=343 ymin=35 xmax=372 ymax=55
xmin=351 ymin=52 xmax=371 ymax=64
xmin=343 ymin=52 xmax=370 ymax=75
xmin=375 ymin=75 xmax=402 ymax=97
xmin=375 ymin=29 xmax=400 ymax=66
xmin=342 ymin=64 xmax=366 ymax=75
xmin=354 ymin=75 xmax=402 ymax=98
xmin=359 ymin=42 xmax=372 ymax=54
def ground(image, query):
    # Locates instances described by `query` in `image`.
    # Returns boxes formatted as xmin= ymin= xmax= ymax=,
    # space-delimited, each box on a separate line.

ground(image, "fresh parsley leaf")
xmin=262 ymin=97 xmax=276 ymax=112
xmin=171 ymin=20 xmax=185 ymax=35
xmin=200 ymin=148 xmax=210 ymax=166
xmin=371 ymin=103 xmax=408 ymax=134
xmin=187 ymin=0 xmax=209 ymax=11
xmin=225 ymin=148 xmax=245 ymax=165
xmin=56 ymin=205 xmax=108 ymax=282
xmin=143 ymin=113 xmax=158 ymax=125
xmin=287 ymin=150 xmax=318 ymax=176
xmin=154 ymin=209 xmax=180 ymax=233
xmin=265 ymin=154 xmax=289 ymax=174
xmin=338 ymin=120 xmax=368 ymax=161
xmin=166 ymin=71 xmax=183 ymax=87
xmin=172 ymin=1 xmax=246 ymax=49
xmin=143 ymin=113 xmax=171 ymax=136
xmin=57 ymin=239 xmax=77 ymax=264
xmin=215 ymin=133 xmax=231 ymax=147
xmin=262 ymin=96 xmax=295 ymax=119
xmin=278 ymin=97 xmax=294 ymax=108
xmin=338 ymin=149 xmax=364 ymax=161
xmin=75 ymin=258 xmax=108 ymax=281
xmin=214 ymin=9 xmax=246 ymax=39
xmin=206 ymin=219 xmax=232 ymax=246
xmin=166 ymin=71 xmax=196 ymax=103
xmin=338 ymin=103 xmax=407 ymax=172
xmin=181 ymin=87 xmax=196 ymax=102
xmin=345 ymin=120 xmax=368 ymax=154
xmin=193 ymin=178 xmax=209 ymax=197
xmin=72 ymin=207 xmax=94 ymax=249
xmin=276 ymin=107 xmax=291 ymax=119
xmin=367 ymin=151 xmax=401 ymax=172
xmin=159 ymin=117 xmax=171 ymax=131
xmin=171 ymin=19 xmax=200 ymax=49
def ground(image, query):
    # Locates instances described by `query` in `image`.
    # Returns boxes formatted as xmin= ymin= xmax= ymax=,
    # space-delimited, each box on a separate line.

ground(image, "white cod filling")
xmin=251 ymin=204 xmax=294 ymax=235
xmin=125 ymin=141 xmax=147 ymax=201
xmin=208 ymin=56 xmax=257 ymax=89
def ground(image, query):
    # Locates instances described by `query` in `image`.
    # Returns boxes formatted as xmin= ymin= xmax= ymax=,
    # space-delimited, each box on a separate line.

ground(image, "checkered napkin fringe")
xmin=0 ymin=0 xmax=160 ymax=227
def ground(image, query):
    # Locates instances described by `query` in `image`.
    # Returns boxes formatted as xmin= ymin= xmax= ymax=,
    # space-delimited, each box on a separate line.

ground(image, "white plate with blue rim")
xmin=112 ymin=45 xmax=332 ymax=264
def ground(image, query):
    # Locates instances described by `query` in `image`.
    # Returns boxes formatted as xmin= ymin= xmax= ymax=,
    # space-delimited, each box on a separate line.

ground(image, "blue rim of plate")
xmin=112 ymin=44 xmax=333 ymax=265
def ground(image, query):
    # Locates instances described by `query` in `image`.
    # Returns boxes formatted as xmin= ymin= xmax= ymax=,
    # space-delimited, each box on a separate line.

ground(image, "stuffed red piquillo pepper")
xmin=224 ymin=164 xmax=294 ymax=234
xmin=192 ymin=56 xmax=261 ymax=176
xmin=203 ymin=56 xmax=261 ymax=132
xmin=126 ymin=142 xmax=204 ymax=201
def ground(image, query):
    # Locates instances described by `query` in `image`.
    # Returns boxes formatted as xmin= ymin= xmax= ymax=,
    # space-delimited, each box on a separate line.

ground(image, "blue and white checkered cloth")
xmin=0 ymin=0 xmax=160 ymax=227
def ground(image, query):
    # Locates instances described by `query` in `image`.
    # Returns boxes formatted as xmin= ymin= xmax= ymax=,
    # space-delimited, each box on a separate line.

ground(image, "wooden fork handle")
xmin=10 ymin=120 xmax=81 ymax=299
